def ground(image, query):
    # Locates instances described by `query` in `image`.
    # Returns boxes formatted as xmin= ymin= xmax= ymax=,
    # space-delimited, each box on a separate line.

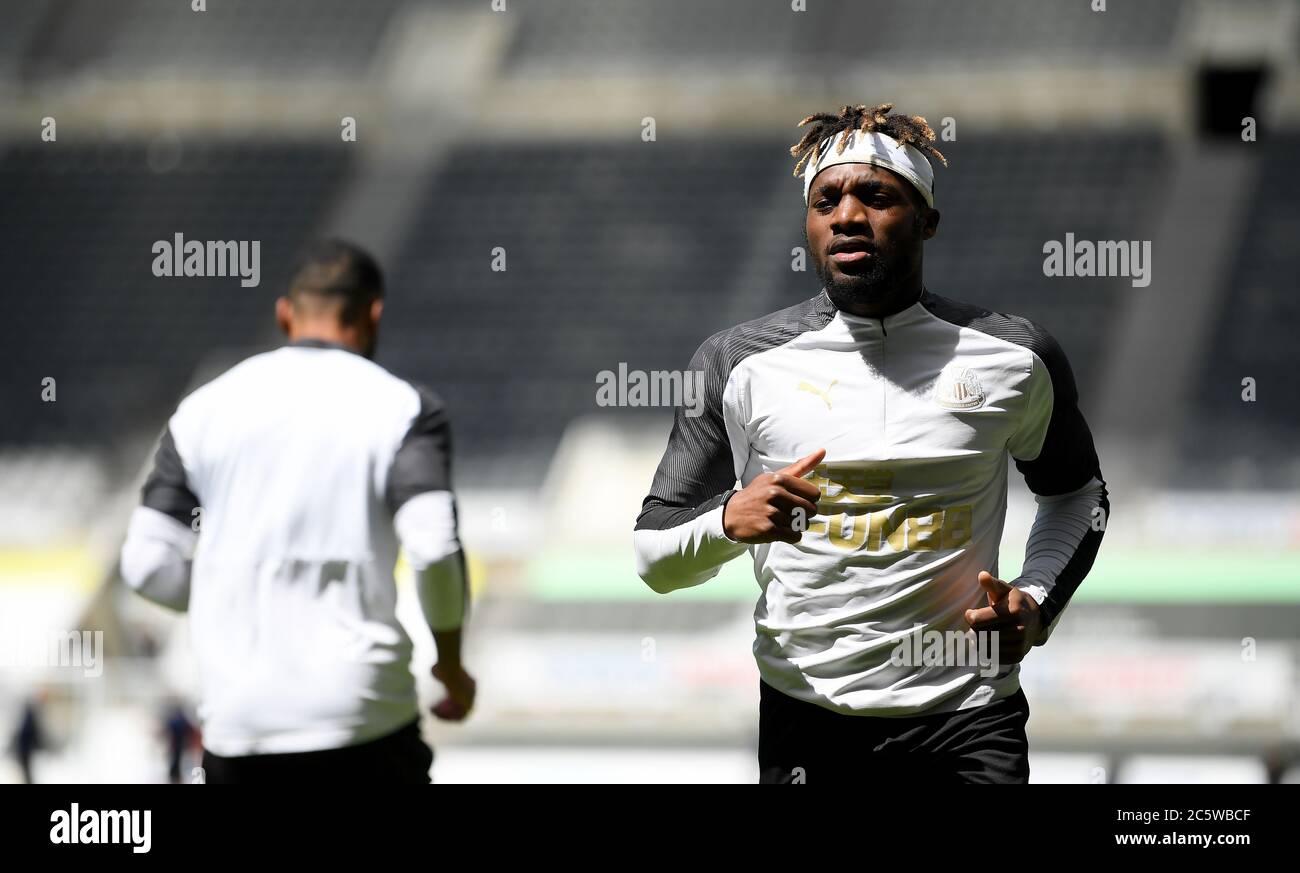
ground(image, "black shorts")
xmin=759 ymin=681 xmax=1030 ymax=785
xmin=200 ymin=719 xmax=433 ymax=785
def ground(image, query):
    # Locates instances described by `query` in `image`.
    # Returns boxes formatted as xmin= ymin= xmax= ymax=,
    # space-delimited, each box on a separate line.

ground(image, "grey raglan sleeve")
xmin=1007 ymin=327 xmax=1110 ymax=643
xmin=120 ymin=424 xmax=201 ymax=611
xmin=633 ymin=334 xmax=748 ymax=594
xmin=387 ymin=384 xmax=468 ymax=632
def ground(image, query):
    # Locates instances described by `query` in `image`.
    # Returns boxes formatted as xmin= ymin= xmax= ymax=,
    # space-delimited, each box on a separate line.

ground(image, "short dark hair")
xmin=288 ymin=239 xmax=384 ymax=323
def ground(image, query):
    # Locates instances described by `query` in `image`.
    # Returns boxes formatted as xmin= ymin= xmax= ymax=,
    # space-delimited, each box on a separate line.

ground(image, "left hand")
xmin=963 ymin=571 xmax=1043 ymax=665
xmin=431 ymin=661 xmax=477 ymax=722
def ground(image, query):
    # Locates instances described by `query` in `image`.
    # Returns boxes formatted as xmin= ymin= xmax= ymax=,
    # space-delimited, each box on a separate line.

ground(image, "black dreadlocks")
xmin=790 ymin=103 xmax=949 ymax=180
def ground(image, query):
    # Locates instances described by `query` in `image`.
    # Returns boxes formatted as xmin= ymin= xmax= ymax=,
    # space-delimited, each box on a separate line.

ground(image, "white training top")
xmin=120 ymin=340 xmax=466 ymax=756
xmin=635 ymin=289 xmax=1107 ymax=717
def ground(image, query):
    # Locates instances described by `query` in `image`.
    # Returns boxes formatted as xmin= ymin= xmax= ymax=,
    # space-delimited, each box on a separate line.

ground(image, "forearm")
xmin=414 ymin=552 xmax=468 ymax=633
xmin=1015 ymin=475 xmax=1108 ymax=643
xmin=431 ymin=626 xmax=464 ymax=668
xmin=634 ymin=493 xmax=748 ymax=594
xmin=119 ymin=506 xmax=197 ymax=611
xmin=395 ymin=490 xmax=468 ymax=633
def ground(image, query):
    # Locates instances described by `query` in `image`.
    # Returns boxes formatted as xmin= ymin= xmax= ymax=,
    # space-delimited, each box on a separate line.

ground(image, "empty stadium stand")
xmin=1179 ymin=131 xmax=1300 ymax=486
xmin=7 ymin=0 xmax=409 ymax=81
xmin=0 ymin=140 xmax=353 ymax=454
xmin=504 ymin=0 xmax=1189 ymax=71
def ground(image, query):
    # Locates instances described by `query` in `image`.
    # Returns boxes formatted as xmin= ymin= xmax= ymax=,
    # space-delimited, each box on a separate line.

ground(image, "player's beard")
xmin=814 ymin=240 xmax=905 ymax=313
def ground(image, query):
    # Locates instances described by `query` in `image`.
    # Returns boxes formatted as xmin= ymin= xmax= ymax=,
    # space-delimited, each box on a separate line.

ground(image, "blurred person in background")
xmin=9 ymin=696 xmax=47 ymax=784
xmin=120 ymin=240 xmax=474 ymax=784
xmin=635 ymin=104 xmax=1108 ymax=784
xmin=160 ymin=699 xmax=198 ymax=784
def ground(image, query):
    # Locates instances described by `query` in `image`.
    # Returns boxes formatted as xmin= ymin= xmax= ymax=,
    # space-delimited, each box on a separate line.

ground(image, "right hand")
xmin=722 ymin=449 xmax=825 ymax=544
xmin=431 ymin=662 xmax=477 ymax=722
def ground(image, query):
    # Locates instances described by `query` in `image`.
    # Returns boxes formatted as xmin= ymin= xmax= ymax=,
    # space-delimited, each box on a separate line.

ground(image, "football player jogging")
xmin=120 ymin=240 xmax=474 ymax=783
xmin=635 ymin=104 xmax=1108 ymax=784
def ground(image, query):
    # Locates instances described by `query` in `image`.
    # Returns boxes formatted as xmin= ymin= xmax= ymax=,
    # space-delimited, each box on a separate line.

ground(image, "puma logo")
xmin=797 ymin=379 xmax=838 ymax=410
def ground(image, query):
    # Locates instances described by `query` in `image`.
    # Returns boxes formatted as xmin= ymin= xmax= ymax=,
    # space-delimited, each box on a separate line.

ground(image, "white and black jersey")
xmin=635 ymin=289 xmax=1108 ymax=716
xmin=120 ymin=339 xmax=467 ymax=756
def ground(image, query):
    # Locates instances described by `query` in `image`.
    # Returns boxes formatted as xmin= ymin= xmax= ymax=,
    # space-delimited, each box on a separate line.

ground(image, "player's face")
xmin=805 ymin=163 xmax=937 ymax=315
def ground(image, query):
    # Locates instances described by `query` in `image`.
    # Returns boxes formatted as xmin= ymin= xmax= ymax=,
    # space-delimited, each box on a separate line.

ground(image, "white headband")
xmin=802 ymin=129 xmax=936 ymax=208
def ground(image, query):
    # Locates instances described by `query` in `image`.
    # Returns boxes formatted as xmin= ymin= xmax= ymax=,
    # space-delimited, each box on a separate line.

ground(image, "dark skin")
xmin=723 ymin=161 xmax=1043 ymax=661
xmin=274 ymin=294 xmax=384 ymax=359
xmin=805 ymin=162 xmax=938 ymax=317
xmin=966 ymin=571 xmax=1044 ymax=666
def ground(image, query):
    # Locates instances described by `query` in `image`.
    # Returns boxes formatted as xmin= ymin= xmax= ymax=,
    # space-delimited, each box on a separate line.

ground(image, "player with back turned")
xmin=635 ymin=104 xmax=1109 ymax=784
xmin=120 ymin=240 xmax=475 ymax=783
